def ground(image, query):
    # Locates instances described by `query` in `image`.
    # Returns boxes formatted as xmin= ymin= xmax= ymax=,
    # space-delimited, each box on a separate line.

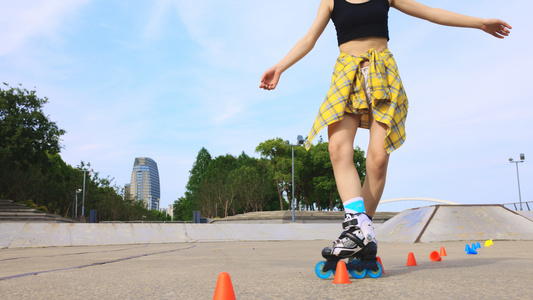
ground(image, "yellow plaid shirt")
xmin=305 ymin=48 xmax=408 ymax=154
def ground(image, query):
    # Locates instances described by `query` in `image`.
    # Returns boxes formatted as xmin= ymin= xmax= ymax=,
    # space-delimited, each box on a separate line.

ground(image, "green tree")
xmin=255 ymin=138 xmax=291 ymax=211
xmin=174 ymin=148 xmax=212 ymax=221
xmin=199 ymin=154 xmax=237 ymax=218
xmin=0 ymin=83 xmax=66 ymax=200
xmin=294 ymin=144 xmax=313 ymax=210
xmin=173 ymin=196 xmax=192 ymax=221
xmin=309 ymin=141 xmax=337 ymax=210
xmin=175 ymin=138 xmax=366 ymax=219
xmin=230 ymin=153 xmax=278 ymax=214
xmin=177 ymin=149 xmax=281 ymax=219
xmin=186 ymin=147 xmax=212 ymax=196
xmin=307 ymin=141 xmax=365 ymax=211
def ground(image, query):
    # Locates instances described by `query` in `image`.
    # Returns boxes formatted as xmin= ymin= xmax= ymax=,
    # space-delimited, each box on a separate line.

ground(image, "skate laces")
xmin=334 ymin=227 xmax=365 ymax=249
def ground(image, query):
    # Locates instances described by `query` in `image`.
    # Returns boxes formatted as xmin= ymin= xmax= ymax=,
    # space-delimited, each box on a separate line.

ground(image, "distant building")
xmin=129 ymin=157 xmax=160 ymax=210
xmin=158 ymin=204 xmax=174 ymax=220
xmin=124 ymin=183 xmax=131 ymax=199
xmin=160 ymin=207 xmax=167 ymax=214
xmin=167 ymin=204 xmax=174 ymax=220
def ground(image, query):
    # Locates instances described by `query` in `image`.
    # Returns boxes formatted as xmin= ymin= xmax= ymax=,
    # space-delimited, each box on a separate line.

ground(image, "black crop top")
xmin=331 ymin=0 xmax=390 ymax=46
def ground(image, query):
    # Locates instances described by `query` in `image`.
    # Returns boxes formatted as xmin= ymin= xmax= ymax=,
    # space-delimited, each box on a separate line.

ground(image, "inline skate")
xmin=315 ymin=213 xmax=383 ymax=279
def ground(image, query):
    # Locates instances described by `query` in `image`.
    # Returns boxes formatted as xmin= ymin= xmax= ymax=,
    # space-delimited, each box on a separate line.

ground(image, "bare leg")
xmin=327 ymin=114 xmax=362 ymax=202
xmin=362 ymin=113 xmax=390 ymax=217
xmin=322 ymin=113 xmax=381 ymax=274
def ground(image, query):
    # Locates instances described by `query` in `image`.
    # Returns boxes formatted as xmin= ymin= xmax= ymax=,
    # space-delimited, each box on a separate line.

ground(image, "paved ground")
xmin=0 ymin=240 xmax=532 ymax=299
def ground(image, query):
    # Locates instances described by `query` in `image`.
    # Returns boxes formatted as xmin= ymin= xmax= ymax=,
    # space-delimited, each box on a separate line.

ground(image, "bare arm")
xmin=260 ymin=0 xmax=332 ymax=90
xmin=391 ymin=0 xmax=511 ymax=38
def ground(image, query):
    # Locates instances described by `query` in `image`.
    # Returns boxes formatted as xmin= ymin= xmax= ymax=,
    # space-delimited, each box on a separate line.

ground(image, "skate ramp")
xmin=518 ymin=211 xmax=533 ymax=222
xmin=375 ymin=205 xmax=533 ymax=243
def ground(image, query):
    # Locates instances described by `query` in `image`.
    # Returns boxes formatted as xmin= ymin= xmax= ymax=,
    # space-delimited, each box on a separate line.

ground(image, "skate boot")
xmin=315 ymin=213 xmax=383 ymax=279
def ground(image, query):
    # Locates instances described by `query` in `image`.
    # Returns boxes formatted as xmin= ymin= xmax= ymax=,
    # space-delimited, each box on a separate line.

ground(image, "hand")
xmin=481 ymin=19 xmax=511 ymax=38
xmin=259 ymin=66 xmax=282 ymax=90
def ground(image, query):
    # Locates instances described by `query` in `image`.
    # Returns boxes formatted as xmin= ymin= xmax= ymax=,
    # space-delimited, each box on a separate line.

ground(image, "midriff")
xmin=339 ymin=36 xmax=388 ymax=67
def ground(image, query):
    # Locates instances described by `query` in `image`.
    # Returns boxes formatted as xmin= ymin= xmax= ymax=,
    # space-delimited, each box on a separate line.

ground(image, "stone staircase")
xmin=0 ymin=200 xmax=75 ymax=223
xmin=210 ymin=210 xmax=397 ymax=224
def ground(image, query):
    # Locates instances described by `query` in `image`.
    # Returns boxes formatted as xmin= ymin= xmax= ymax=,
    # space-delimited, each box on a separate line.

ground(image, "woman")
xmin=259 ymin=0 xmax=511 ymax=275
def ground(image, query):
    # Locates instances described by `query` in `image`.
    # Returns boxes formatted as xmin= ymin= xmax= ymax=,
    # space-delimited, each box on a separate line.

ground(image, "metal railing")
xmin=502 ymin=201 xmax=532 ymax=211
xmin=100 ymin=220 xmax=193 ymax=224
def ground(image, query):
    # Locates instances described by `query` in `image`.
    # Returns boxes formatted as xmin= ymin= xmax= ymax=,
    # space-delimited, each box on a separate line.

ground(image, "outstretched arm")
xmin=391 ymin=0 xmax=511 ymax=38
xmin=260 ymin=0 xmax=332 ymax=90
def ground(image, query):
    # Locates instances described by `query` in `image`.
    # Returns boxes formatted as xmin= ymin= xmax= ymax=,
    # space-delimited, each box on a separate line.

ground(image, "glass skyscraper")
xmin=129 ymin=157 xmax=160 ymax=210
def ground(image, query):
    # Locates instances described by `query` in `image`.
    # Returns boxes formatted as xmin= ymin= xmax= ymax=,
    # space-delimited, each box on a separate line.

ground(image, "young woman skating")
xmin=260 ymin=0 xmax=511 ymax=276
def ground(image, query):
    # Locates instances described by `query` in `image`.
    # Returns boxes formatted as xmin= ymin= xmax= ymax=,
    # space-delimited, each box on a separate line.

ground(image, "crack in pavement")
xmin=0 ymin=243 xmax=197 ymax=281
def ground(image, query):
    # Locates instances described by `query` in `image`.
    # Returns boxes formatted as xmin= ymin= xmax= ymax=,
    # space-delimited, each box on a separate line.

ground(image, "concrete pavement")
xmin=2 ymin=205 xmax=532 ymax=299
xmin=1 ymin=240 xmax=532 ymax=299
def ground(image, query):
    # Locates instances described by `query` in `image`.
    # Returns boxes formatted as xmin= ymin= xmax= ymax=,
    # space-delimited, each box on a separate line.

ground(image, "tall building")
xmin=129 ymin=157 xmax=160 ymax=210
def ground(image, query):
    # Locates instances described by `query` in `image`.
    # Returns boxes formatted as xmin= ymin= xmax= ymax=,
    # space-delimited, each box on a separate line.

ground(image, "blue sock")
xmin=343 ymin=197 xmax=365 ymax=214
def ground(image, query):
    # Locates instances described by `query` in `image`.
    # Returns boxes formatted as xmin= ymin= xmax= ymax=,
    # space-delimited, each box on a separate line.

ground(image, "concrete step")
xmin=0 ymin=200 xmax=75 ymax=223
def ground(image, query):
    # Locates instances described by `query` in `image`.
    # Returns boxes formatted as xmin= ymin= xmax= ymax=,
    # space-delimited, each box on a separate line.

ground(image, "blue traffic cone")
xmin=465 ymin=244 xmax=471 ymax=252
xmin=466 ymin=245 xmax=477 ymax=255
xmin=471 ymin=243 xmax=477 ymax=250
xmin=476 ymin=242 xmax=481 ymax=249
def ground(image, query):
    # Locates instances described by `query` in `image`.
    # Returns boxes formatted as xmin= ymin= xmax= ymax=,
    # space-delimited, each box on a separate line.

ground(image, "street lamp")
xmin=285 ymin=135 xmax=305 ymax=222
xmin=75 ymin=189 xmax=81 ymax=218
xmin=509 ymin=153 xmax=525 ymax=211
xmin=78 ymin=169 xmax=92 ymax=217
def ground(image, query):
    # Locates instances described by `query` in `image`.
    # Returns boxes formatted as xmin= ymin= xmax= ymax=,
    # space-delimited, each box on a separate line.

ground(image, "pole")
xmin=514 ymin=162 xmax=523 ymax=211
xmin=292 ymin=145 xmax=295 ymax=223
xmin=287 ymin=135 xmax=304 ymax=223
xmin=72 ymin=192 xmax=75 ymax=219
xmin=82 ymin=171 xmax=86 ymax=217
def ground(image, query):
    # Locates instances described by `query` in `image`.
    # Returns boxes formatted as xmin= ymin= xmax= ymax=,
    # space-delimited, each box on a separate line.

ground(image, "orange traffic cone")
xmin=332 ymin=261 xmax=352 ymax=284
xmin=376 ymin=256 xmax=386 ymax=274
xmin=406 ymin=252 xmax=417 ymax=266
xmin=429 ymin=251 xmax=442 ymax=262
xmin=440 ymin=247 xmax=447 ymax=257
xmin=213 ymin=272 xmax=236 ymax=300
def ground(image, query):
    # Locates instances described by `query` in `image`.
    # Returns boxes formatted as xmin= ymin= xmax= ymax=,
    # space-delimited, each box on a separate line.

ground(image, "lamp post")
xmin=509 ymin=153 xmax=525 ymax=211
xmin=285 ymin=135 xmax=305 ymax=222
xmin=78 ymin=169 xmax=92 ymax=217
xmin=75 ymin=189 xmax=81 ymax=218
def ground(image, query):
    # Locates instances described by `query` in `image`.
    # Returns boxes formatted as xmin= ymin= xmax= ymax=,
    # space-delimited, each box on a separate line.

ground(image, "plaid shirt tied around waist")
xmin=305 ymin=48 xmax=408 ymax=154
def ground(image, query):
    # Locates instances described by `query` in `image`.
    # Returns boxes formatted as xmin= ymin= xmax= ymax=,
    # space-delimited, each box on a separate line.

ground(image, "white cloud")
xmin=0 ymin=0 xmax=90 ymax=56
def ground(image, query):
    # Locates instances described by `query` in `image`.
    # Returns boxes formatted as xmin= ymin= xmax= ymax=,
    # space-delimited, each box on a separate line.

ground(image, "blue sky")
xmin=1 ymin=0 xmax=531 ymax=212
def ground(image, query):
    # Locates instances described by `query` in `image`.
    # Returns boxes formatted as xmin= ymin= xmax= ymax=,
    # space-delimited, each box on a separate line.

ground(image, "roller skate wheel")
xmin=314 ymin=261 xmax=332 ymax=279
xmin=367 ymin=262 xmax=383 ymax=278
xmin=346 ymin=259 xmax=366 ymax=279
xmin=348 ymin=268 xmax=366 ymax=279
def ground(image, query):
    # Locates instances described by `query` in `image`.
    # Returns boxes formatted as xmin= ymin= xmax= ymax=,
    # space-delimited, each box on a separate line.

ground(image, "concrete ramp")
xmin=375 ymin=205 xmax=533 ymax=243
xmin=518 ymin=211 xmax=533 ymax=222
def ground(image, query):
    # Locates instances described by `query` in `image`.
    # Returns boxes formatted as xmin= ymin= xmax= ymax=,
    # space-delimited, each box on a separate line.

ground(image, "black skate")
xmin=314 ymin=213 xmax=383 ymax=279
